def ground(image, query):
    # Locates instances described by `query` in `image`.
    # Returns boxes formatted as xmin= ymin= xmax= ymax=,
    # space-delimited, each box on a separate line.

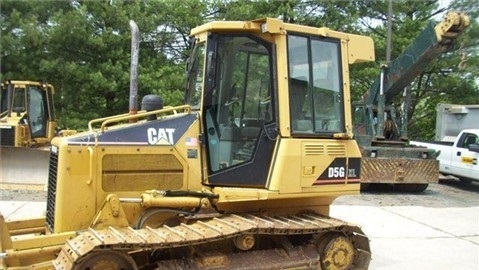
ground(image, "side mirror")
xmin=468 ymin=143 xmax=479 ymax=153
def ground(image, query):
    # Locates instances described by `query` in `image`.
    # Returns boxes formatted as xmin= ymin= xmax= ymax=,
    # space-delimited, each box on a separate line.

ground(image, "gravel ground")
xmin=1 ymin=179 xmax=478 ymax=207
xmin=335 ymin=179 xmax=479 ymax=207
xmin=0 ymin=189 xmax=47 ymax=202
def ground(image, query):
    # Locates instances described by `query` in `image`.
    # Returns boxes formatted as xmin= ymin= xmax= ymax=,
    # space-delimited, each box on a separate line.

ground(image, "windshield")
xmin=0 ymin=83 xmax=27 ymax=116
xmin=185 ymin=41 xmax=205 ymax=110
xmin=0 ymin=85 xmax=7 ymax=115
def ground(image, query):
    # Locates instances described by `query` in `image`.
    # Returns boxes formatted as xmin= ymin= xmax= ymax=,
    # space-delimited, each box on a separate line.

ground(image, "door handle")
xmin=456 ymin=151 xmax=461 ymax=156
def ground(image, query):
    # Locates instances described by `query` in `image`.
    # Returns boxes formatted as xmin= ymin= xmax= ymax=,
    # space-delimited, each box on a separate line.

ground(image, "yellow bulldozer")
xmin=1 ymin=18 xmax=374 ymax=269
xmin=0 ymin=80 xmax=58 ymax=148
xmin=1 ymin=80 xmax=57 ymax=186
xmin=0 ymin=80 xmax=75 ymax=187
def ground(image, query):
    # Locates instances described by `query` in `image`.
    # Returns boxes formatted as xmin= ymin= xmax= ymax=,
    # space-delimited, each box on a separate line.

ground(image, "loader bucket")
xmin=0 ymin=147 xmax=49 ymax=188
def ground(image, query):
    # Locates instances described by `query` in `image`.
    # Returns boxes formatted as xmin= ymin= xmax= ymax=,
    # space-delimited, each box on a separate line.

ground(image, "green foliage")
xmin=1 ymin=0 xmax=477 ymax=134
xmin=406 ymin=0 xmax=479 ymax=139
xmin=1 ymin=0 xmax=206 ymax=130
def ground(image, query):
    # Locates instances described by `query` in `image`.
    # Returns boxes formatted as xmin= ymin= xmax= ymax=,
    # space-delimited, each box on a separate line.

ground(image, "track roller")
xmin=233 ymin=234 xmax=255 ymax=251
xmin=317 ymin=233 xmax=355 ymax=270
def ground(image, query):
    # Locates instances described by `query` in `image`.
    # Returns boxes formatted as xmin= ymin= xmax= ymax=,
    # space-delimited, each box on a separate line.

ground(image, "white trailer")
xmin=411 ymin=104 xmax=479 ymax=182
xmin=435 ymin=103 xmax=479 ymax=142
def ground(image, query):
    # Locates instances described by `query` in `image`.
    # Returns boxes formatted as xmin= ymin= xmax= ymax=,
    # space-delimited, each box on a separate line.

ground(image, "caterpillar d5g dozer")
xmin=0 ymin=18 xmax=375 ymax=269
xmin=1 ymin=81 xmax=57 ymax=186
xmin=353 ymin=11 xmax=470 ymax=192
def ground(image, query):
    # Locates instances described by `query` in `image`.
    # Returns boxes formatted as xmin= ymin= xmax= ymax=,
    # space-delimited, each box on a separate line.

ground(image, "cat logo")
xmin=147 ymin=128 xmax=175 ymax=145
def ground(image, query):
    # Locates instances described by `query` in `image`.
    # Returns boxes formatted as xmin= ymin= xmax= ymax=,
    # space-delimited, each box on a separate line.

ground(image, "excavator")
xmin=353 ymin=11 xmax=470 ymax=192
xmin=1 ymin=18 xmax=375 ymax=269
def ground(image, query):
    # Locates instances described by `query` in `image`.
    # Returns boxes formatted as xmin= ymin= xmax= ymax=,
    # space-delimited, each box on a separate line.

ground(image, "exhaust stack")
xmin=129 ymin=20 xmax=139 ymax=121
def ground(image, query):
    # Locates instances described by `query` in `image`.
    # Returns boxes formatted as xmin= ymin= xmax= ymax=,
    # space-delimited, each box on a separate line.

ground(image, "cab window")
xmin=288 ymin=34 xmax=344 ymax=135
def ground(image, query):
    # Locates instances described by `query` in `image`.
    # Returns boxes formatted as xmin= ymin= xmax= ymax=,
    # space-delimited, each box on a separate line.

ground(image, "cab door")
xmin=451 ymin=132 xmax=479 ymax=178
xmin=27 ymin=85 xmax=49 ymax=138
xmin=202 ymin=34 xmax=277 ymax=187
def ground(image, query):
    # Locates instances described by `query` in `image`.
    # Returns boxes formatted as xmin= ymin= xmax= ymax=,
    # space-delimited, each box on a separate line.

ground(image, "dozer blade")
xmin=0 ymin=147 xmax=49 ymax=188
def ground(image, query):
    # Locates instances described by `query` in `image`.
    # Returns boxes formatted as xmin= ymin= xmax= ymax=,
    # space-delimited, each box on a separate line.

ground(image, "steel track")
xmin=54 ymin=212 xmax=371 ymax=269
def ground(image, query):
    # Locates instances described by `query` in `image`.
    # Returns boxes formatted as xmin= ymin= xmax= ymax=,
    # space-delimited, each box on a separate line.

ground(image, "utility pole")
xmin=386 ymin=0 xmax=393 ymax=63
xmin=376 ymin=0 xmax=393 ymax=139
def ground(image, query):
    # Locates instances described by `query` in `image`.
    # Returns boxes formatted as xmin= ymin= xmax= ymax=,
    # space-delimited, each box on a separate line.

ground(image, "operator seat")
xmin=290 ymin=77 xmax=311 ymax=131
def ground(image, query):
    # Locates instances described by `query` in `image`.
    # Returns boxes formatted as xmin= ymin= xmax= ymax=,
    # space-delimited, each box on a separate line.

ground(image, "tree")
xmin=344 ymin=0 xmax=478 ymax=139
xmin=1 ymin=1 xmax=70 ymax=79
xmin=407 ymin=0 xmax=479 ymax=139
xmin=1 ymin=0 xmax=477 ymax=133
xmin=43 ymin=0 xmax=191 ymax=129
xmin=1 ymin=0 xmax=207 ymax=129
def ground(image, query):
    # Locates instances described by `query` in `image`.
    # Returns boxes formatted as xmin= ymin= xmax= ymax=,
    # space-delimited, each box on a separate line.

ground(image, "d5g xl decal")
xmin=314 ymin=157 xmax=361 ymax=185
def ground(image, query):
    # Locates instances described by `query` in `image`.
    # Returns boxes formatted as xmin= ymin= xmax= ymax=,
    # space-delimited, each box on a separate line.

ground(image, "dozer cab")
xmin=1 ymin=80 xmax=57 ymax=148
xmin=1 ymin=18 xmax=374 ymax=269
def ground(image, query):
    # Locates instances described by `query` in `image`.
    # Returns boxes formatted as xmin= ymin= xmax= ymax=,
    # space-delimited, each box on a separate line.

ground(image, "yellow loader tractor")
xmin=1 ymin=18 xmax=374 ymax=269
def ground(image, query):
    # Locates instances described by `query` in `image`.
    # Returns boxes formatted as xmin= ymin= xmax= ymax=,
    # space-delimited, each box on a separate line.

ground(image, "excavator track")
xmin=54 ymin=212 xmax=370 ymax=270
